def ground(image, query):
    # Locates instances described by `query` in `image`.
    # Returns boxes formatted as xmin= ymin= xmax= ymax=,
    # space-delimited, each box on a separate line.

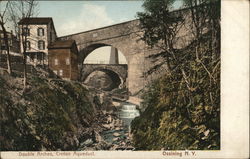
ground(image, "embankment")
xmin=0 ymin=70 xmax=100 ymax=151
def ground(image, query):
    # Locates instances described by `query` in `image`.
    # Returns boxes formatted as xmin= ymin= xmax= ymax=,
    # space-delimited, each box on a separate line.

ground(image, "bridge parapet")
xmin=59 ymin=20 xmax=140 ymax=49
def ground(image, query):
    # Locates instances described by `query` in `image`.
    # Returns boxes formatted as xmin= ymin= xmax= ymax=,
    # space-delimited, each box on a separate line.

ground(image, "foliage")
xmin=137 ymin=0 xmax=181 ymax=48
xmin=131 ymin=0 xmax=220 ymax=150
xmin=132 ymin=32 xmax=220 ymax=150
xmin=0 ymin=75 xmax=95 ymax=150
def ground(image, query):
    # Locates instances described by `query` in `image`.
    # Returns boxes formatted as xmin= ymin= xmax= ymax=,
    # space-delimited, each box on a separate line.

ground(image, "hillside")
xmin=0 ymin=69 xmax=101 ymax=151
xmin=131 ymin=32 xmax=220 ymax=150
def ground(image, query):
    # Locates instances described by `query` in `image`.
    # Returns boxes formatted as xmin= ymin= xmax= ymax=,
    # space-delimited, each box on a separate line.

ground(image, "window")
xmin=66 ymin=58 xmax=70 ymax=65
xmin=38 ymin=40 xmax=45 ymax=50
xmin=37 ymin=28 xmax=44 ymax=36
xmin=54 ymin=59 xmax=58 ymax=65
xmin=59 ymin=70 xmax=63 ymax=76
xmin=25 ymin=41 xmax=31 ymax=50
xmin=53 ymin=70 xmax=57 ymax=75
xmin=22 ymin=27 xmax=30 ymax=36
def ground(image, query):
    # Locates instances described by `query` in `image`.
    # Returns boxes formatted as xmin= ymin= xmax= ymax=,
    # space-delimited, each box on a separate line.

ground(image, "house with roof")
xmin=18 ymin=17 xmax=57 ymax=66
xmin=48 ymin=40 xmax=79 ymax=80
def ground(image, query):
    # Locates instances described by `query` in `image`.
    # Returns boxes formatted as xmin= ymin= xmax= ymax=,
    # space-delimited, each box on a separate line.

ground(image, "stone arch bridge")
xmin=59 ymin=20 xmax=150 ymax=94
xmin=81 ymin=64 xmax=128 ymax=88
xmin=58 ymin=9 xmax=193 ymax=95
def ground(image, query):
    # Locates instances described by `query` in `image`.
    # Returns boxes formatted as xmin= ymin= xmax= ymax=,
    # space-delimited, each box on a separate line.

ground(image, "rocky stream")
xmin=77 ymin=102 xmax=140 ymax=151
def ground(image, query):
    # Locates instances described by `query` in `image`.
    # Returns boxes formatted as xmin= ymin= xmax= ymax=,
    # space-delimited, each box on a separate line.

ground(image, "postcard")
xmin=0 ymin=0 xmax=249 ymax=159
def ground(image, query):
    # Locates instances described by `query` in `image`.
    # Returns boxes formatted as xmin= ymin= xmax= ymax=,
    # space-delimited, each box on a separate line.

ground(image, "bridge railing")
xmin=84 ymin=60 xmax=127 ymax=64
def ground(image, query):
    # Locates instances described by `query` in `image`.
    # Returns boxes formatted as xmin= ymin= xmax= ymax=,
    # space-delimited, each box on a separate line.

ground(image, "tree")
xmin=182 ymin=0 xmax=220 ymax=64
xmin=7 ymin=0 xmax=38 ymax=91
xmin=0 ymin=1 xmax=12 ymax=75
xmin=131 ymin=0 xmax=221 ymax=150
xmin=137 ymin=0 xmax=183 ymax=73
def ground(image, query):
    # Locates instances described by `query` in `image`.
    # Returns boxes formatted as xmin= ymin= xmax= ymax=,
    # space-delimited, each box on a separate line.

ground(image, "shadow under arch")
xmin=83 ymin=68 xmax=125 ymax=91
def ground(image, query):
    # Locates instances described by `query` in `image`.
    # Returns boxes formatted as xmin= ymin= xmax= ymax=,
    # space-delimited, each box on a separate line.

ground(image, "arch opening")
xmin=82 ymin=44 xmax=127 ymax=64
xmin=83 ymin=69 xmax=122 ymax=91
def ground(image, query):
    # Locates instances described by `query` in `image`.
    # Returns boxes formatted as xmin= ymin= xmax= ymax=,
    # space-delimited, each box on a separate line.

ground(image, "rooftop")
xmin=48 ymin=40 xmax=76 ymax=49
xmin=18 ymin=17 xmax=53 ymax=25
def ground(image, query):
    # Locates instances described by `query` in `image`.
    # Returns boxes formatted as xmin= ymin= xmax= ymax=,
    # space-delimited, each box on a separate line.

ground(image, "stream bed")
xmin=77 ymin=102 xmax=140 ymax=150
xmin=101 ymin=103 xmax=140 ymax=150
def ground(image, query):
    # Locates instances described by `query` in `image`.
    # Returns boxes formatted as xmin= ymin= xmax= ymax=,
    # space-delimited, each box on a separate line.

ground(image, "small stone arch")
xmin=82 ymin=67 xmax=126 ymax=91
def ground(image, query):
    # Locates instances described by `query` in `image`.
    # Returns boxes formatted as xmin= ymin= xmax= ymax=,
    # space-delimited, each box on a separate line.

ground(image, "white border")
xmin=1 ymin=0 xmax=249 ymax=158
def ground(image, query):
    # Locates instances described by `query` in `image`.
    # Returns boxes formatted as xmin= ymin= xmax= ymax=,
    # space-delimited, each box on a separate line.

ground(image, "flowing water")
xmin=119 ymin=104 xmax=140 ymax=127
xmin=101 ymin=102 xmax=140 ymax=150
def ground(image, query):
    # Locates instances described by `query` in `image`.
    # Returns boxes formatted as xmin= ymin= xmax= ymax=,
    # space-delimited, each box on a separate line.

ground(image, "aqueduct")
xmin=58 ymin=9 xmax=193 ymax=95
xmin=58 ymin=20 xmax=152 ymax=94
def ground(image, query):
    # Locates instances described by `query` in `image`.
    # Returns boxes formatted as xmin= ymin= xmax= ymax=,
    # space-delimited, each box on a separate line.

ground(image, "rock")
xmin=73 ymin=135 xmax=79 ymax=146
xmin=107 ymin=115 xmax=112 ymax=123
xmin=115 ymin=127 xmax=121 ymax=131
xmin=102 ymin=110 xmax=107 ymax=115
xmin=83 ymin=139 xmax=93 ymax=145
xmin=113 ymin=132 xmax=121 ymax=137
xmin=84 ymin=147 xmax=96 ymax=151
xmin=112 ymin=137 xmax=119 ymax=142
xmin=93 ymin=141 xmax=111 ymax=150
xmin=94 ymin=131 xmax=103 ymax=142
xmin=204 ymin=129 xmax=210 ymax=136
xmin=109 ymin=122 xmax=115 ymax=129
xmin=110 ymin=144 xmax=119 ymax=150
xmin=102 ymin=124 xmax=111 ymax=129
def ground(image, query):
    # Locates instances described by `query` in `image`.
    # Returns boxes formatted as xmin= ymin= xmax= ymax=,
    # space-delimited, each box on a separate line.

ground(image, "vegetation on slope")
xmin=131 ymin=0 xmax=220 ymax=150
xmin=0 ymin=72 xmax=97 ymax=151
xmin=131 ymin=32 xmax=220 ymax=150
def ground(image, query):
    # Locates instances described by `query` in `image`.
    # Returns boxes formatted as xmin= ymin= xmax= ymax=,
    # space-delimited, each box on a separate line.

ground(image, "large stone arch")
xmin=78 ymin=43 xmax=129 ymax=65
xmin=79 ymin=43 xmax=108 ymax=64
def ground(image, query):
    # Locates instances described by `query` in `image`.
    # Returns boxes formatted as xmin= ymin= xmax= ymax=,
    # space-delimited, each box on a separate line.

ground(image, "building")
xmin=18 ymin=17 xmax=57 ymax=66
xmin=0 ymin=30 xmax=19 ymax=53
xmin=48 ymin=40 xmax=79 ymax=80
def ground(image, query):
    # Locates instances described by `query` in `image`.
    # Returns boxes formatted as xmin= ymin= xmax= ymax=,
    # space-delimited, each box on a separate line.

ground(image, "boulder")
xmin=115 ymin=127 xmax=121 ymax=131
xmin=112 ymin=137 xmax=119 ymax=142
xmin=81 ymin=139 xmax=93 ymax=146
xmin=113 ymin=132 xmax=121 ymax=137
xmin=102 ymin=124 xmax=111 ymax=129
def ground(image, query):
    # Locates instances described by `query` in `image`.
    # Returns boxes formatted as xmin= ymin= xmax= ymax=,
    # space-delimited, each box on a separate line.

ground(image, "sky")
xmin=37 ymin=1 xmax=144 ymax=63
xmin=38 ymin=1 xmax=144 ymax=37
